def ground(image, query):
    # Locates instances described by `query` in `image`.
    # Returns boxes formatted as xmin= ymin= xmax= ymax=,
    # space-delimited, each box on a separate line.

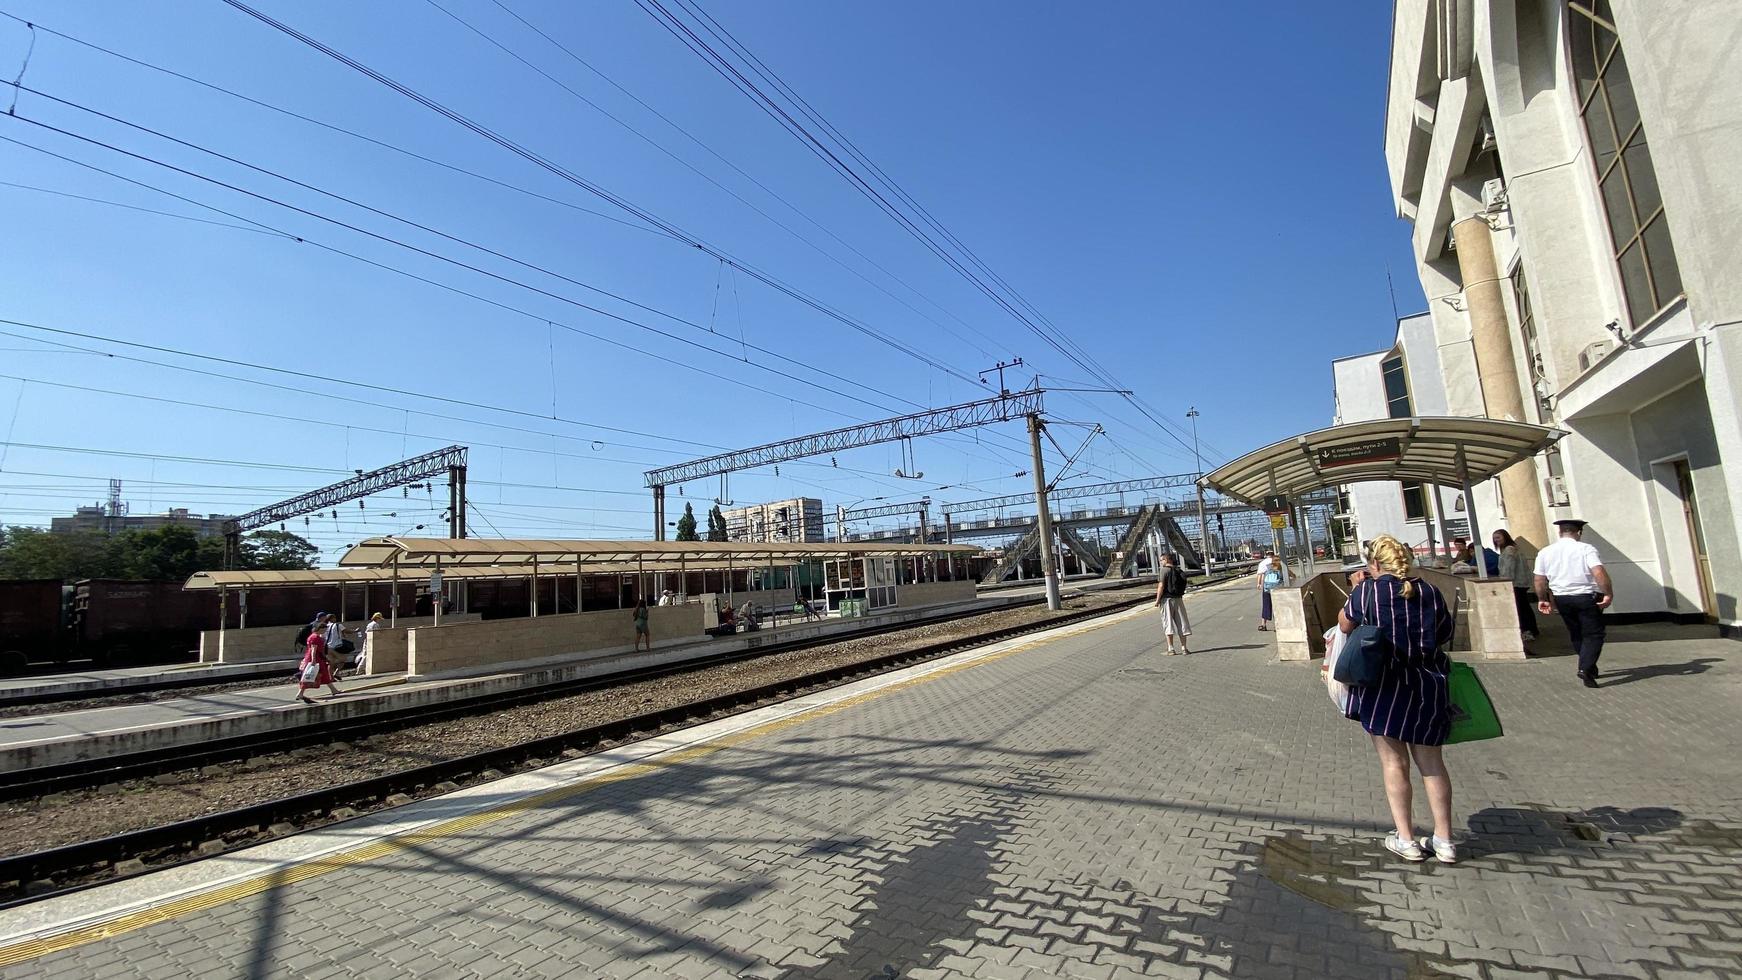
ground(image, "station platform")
xmin=0 ymin=661 xmax=296 ymax=707
xmin=2 ymin=583 xmax=1735 ymax=979
xmin=0 ymin=578 xmax=1145 ymax=710
xmin=0 ymin=587 xmax=1054 ymax=774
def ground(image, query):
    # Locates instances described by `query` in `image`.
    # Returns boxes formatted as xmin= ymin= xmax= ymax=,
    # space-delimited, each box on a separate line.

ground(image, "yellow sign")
xmin=1269 ymin=514 xmax=1290 ymax=529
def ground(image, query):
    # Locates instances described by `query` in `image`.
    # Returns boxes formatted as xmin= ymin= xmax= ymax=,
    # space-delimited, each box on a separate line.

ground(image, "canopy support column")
xmin=390 ymin=557 xmax=399 ymax=627
xmin=432 ymin=556 xmax=442 ymax=626
xmin=1266 ymin=468 xmax=1285 ymax=569
xmin=239 ymin=587 xmax=248 ymax=631
xmin=531 ymin=557 xmax=539 ymax=618
xmin=1459 ymin=447 xmax=1488 ymax=580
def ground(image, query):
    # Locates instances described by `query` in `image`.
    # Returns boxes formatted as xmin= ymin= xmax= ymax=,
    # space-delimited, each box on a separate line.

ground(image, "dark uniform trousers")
xmin=1554 ymin=592 xmax=1606 ymax=675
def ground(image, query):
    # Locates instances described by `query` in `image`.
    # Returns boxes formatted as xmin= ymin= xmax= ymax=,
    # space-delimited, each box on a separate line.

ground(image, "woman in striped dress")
xmin=1338 ymin=534 xmax=1457 ymax=864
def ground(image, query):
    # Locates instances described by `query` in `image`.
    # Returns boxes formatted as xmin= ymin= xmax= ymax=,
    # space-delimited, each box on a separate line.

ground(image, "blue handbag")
xmin=1332 ymin=624 xmax=1389 ymax=686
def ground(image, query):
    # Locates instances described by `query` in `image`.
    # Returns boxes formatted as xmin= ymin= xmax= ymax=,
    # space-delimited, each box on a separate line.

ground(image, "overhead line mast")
xmin=222 ymin=445 xmax=467 ymax=568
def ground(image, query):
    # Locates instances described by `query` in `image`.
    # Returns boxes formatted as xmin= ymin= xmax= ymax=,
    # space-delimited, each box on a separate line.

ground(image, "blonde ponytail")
xmin=1368 ymin=534 xmax=1418 ymax=598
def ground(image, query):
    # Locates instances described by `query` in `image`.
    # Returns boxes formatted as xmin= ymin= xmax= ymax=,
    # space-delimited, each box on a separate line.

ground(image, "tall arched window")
xmin=1568 ymin=1 xmax=1682 ymax=324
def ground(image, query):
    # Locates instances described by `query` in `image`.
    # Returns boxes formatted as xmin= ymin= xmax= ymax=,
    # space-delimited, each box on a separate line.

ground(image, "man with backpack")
xmin=1154 ymin=553 xmax=1192 ymax=655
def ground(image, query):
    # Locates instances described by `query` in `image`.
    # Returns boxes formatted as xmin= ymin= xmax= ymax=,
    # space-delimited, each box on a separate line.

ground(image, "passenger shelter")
xmin=1200 ymin=417 xmax=1563 ymax=661
xmin=319 ymin=538 xmax=981 ymax=676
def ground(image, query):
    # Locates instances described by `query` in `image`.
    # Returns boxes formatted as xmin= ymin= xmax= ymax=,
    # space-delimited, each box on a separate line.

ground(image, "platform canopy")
xmin=187 ymin=565 xmax=588 ymax=591
xmin=335 ymin=537 xmax=979 ymax=570
xmin=1199 ymin=416 xmax=1564 ymax=505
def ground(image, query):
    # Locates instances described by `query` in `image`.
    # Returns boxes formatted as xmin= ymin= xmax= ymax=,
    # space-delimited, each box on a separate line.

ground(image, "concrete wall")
xmin=1279 ymin=568 xmax=1524 ymax=662
xmin=406 ymin=604 xmax=705 ymax=676
xmin=1415 ymin=567 xmax=1526 ymax=659
xmin=899 ymin=579 xmax=977 ymax=608
xmin=201 ymin=614 xmax=477 ymax=664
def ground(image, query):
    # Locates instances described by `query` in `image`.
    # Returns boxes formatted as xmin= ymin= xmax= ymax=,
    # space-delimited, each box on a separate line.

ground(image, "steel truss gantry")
xmin=643 ymin=389 xmax=1044 ymax=541
xmin=836 ymin=497 xmax=930 ymax=544
xmin=942 ymin=473 xmax=1197 ymax=520
xmin=222 ymin=445 xmax=468 ymax=568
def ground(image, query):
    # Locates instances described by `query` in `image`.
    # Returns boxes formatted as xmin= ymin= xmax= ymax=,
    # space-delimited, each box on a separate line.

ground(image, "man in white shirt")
xmin=1533 ymin=519 xmax=1613 ymax=688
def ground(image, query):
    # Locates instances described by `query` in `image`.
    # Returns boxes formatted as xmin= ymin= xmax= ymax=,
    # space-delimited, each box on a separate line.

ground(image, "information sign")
xmin=1315 ymin=438 xmax=1402 ymax=469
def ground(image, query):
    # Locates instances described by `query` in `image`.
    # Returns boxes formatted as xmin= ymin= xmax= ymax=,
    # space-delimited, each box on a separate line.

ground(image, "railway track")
xmin=0 ymin=593 xmax=1075 ymax=801
xmin=0 ymin=583 xmax=1195 ymax=905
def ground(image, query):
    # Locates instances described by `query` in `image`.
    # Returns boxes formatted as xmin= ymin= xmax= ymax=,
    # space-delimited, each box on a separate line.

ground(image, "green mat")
xmin=1445 ymin=661 xmax=1504 ymax=744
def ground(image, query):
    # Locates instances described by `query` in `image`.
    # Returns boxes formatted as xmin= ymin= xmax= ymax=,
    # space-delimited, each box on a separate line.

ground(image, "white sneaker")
xmin=1383 ymin=834 xmax=1427 ymax=862
xmin=1422 ymin=836 xmax=1457 ymax=864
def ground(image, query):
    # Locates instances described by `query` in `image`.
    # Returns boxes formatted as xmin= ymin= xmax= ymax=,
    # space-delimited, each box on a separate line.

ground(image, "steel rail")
xmin=0 ymin=596 xmax=1066 ymax=800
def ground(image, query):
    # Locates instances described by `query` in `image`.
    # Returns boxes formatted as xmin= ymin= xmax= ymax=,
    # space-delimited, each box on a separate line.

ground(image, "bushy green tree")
xmin=0 ymin=525 xmax=319 ymax=580
xmin=706 ymin=505 xmax=729 ymax=542
xmin=241 ymin=529 xmax=321 ymax=570
xmin=674 ymin=503 xmax=700 ymax=541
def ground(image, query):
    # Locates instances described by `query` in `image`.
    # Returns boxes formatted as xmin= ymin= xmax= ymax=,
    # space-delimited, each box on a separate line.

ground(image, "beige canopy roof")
xmin=185 ymin=546 xmax=960 ymax=590
xmin=187 ymin=565 xmax=586 ymax=591
xmin=1200 ymin=416 xmax=1564 ymax=505
xmin=335 ymin=537 xmax=978 ymax=570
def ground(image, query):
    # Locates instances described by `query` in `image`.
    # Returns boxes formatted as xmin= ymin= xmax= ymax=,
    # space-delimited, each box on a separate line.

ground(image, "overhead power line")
xmin=636 ymin=0 xmax=1214 ymax=460
xmin=3 ymin=100 xmax=1067 ymax=482
xmin=215 ymin=0 xmax=984 ymax=390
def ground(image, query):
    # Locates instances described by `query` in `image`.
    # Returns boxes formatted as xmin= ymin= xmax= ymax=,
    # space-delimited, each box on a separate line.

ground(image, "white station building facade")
xmin=1360 ymin=0 xmax=1742 ymax=628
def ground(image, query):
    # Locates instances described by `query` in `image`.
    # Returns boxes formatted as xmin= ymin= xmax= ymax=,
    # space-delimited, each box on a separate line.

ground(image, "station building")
xmin=1380 ymin=0 xmax=1742 ymax=628
xmin=1332 ymin=313 xmax=1466 ymax=552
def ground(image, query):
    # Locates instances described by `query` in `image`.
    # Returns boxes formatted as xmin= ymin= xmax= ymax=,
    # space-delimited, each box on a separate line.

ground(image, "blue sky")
xmin=0 ymin=1 xmax=1423 ymax=562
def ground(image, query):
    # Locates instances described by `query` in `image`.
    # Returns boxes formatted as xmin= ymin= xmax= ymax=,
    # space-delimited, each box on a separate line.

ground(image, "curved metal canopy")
xmin=1200 ymin=417 xmax=1564 ymax=505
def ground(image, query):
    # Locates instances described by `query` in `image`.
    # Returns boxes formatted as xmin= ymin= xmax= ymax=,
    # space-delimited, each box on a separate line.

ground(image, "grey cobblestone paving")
xmin=6 ymin=586 xmax=1740 ymax=979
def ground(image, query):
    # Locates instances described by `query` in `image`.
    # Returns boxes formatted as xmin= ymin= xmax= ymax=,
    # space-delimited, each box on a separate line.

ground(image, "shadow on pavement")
xmin=1595 ymin=658 xmax=1721 ymax=687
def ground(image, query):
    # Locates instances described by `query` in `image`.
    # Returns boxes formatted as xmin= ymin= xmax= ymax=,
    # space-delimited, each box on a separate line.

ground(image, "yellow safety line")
xmin=0 ymin=610 xmax=1133 ymax=967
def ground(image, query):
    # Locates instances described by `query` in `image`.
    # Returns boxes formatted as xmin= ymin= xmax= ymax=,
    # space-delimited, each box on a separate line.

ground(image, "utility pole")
xmin=1027 ymin=413 xmax=1063 ymax=610
xmin=1188 ymin=408 xmax=1211 ymax=575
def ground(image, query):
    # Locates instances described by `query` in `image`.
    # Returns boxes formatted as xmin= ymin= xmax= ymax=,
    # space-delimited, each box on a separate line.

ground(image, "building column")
xmin=1696 ymin=319 xmax=1742 ymax=628
xmin=1452 ymin=215 xmax=1549 ymax=549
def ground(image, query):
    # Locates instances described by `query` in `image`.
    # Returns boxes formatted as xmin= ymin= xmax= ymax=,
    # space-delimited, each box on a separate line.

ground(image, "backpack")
xmin=293 ymin=624 xmax=314 ymax=651
xmin=1262 ymin=568 xmax=1284 ymax=590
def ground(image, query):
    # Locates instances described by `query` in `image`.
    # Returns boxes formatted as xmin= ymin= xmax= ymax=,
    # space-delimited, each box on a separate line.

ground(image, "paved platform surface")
xmin=2 ymin=583 xmax=1738 ymax=979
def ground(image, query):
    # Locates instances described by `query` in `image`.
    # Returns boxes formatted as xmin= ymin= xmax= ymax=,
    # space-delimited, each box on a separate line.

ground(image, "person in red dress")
xmin=295 ymin=627 xmax=344 ymax=704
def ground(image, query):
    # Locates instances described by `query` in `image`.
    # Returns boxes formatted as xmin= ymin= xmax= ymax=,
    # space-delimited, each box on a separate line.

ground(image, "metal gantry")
xmin=836 ymin=497 xmax=931 ymax=543
xmin=643 ymin=389 xmax=1044 ymax=540
xmin=222 ymin=445 xmax=468 ymax=568
xmin=942 ymin=473 xmax=1198 ymax=518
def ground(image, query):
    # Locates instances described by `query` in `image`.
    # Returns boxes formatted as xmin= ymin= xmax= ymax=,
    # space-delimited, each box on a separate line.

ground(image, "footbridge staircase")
xmin=1101 ymin=506 xmax=1203 ymax=579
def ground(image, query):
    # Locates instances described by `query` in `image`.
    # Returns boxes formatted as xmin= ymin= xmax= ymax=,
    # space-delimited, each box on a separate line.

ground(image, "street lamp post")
xmin=1188 ymin=408 xmax=1212 ymax=575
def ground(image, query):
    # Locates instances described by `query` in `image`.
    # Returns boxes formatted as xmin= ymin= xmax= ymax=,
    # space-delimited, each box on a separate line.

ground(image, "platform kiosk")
xmin=823 ymin=556 xmax=898 ymax=614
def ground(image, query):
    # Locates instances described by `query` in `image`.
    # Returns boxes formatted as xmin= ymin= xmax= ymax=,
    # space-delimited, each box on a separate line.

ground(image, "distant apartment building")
xmin=1381 ymin=0 xmax=1742 ymax=626
xmin=722 ymin=498 xmax=825 ymax=543
xmin=51 ymin=506 xmax=234 ymax=538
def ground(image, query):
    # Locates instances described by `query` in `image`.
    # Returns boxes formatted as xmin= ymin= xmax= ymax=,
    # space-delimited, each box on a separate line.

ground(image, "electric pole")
xmin=1027 ymin=413 xmax=1063 ymax=610
xmin=1188 ymin=408 xmax=1211 ymax=574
